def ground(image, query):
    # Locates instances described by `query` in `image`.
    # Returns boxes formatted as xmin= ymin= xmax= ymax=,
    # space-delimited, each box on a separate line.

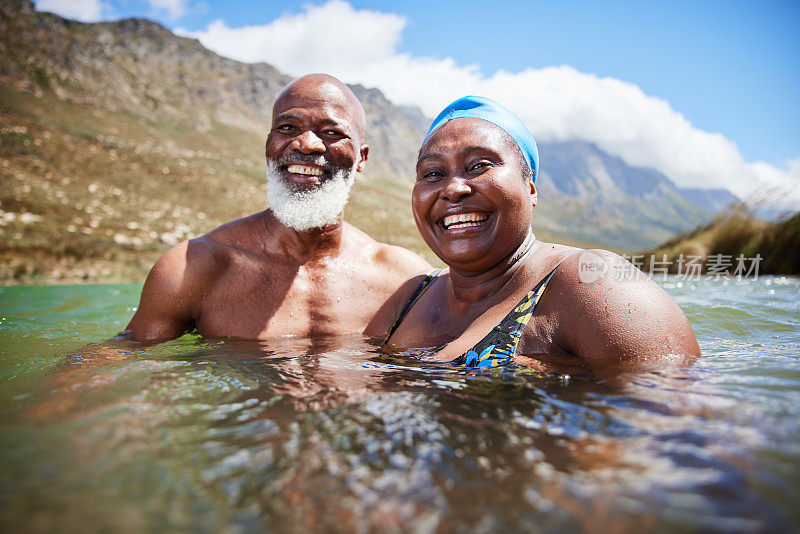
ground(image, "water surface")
xmin=0 ymin=278 xmax=798 ymax=532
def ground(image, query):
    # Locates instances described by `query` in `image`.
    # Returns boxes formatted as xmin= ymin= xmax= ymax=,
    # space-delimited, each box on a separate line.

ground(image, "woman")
xmin=370 ymin=96 xmax=700 ymax=371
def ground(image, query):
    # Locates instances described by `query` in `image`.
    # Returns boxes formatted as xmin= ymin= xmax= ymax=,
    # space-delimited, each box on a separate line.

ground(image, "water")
xmin=0 ymin=278 xmax=798 ymax=533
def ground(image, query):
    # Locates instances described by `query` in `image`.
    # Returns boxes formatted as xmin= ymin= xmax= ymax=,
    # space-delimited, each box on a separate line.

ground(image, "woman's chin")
xmin=432 ymin=243 xmax=494 ymax=271
xmin=428 ymin=230 xmax=527 ymax=272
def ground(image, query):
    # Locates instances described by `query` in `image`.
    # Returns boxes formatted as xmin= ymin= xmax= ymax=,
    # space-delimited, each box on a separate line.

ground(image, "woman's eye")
xmin=469 ymin=160 xmax=493 ymax=172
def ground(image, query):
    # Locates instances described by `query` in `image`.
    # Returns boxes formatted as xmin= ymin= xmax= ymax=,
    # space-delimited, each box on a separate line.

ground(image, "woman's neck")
xmin=448 ymin=232 xmax=538 ymax=305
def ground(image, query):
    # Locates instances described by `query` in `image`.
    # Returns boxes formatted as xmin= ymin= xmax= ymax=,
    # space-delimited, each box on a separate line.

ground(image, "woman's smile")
xmin=442 ymin=211 xmax=490 ymax=230
xmin=436 ymin=210 xmax=494 ymax=240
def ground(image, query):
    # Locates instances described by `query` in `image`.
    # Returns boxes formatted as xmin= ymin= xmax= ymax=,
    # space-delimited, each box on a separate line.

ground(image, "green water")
xmin=0 ymin=278 xmax=798 ymax=532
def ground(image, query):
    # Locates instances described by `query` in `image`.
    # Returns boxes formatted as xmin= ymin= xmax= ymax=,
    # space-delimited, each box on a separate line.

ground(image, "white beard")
xmin=265 ymin=157 xmax=357 ymax=232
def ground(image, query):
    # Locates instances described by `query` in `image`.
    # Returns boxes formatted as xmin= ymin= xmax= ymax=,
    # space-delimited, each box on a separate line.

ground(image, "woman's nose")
xmin=291 ymin=130 xmax=326 ymax=154
xmin=441 ymin=176 xmax=472 ymax=202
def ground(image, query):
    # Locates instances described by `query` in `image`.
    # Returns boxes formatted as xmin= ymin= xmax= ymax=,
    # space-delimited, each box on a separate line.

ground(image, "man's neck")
xmin=448 ymin=232 xmax=538 ymax=305
xmin=261 ymin=210 xmax=346 ymax=264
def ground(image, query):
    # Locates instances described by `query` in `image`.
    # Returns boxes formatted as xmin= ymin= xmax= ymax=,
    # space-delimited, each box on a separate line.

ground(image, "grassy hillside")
xmin=0 ymin=82 xmax=439 ymax=283
xmin=640 ymin=205 xmax=800 ymax=275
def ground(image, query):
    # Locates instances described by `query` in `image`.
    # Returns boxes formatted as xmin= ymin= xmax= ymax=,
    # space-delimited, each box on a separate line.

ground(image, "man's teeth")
xmin=443 ymin=213 xmax=488 ymax=229
xmin=286 ymin=165 xmax=323 ymax=176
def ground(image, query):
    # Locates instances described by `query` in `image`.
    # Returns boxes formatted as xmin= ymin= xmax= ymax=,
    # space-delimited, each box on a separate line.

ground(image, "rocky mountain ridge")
xmin=0 ymin=0 xmax=428 ymax=182
xmin=535 ymin=140 xmax=737 ymax=247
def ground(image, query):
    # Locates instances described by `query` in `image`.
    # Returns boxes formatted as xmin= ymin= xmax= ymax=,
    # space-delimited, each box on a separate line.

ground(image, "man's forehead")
xmin=272 ymin=100 xmax=351 ymax=122
xmin=271 ymin=76 xmax=366 ymax=139
xmin=274 ymin=82 xmax=350 ymax=115
xmin=273 ymin=111 xmax=344 ymax=126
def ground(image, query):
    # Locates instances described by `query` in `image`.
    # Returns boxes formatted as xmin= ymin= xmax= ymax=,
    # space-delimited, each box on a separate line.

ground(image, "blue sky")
xmin=35 ymin=0 xmax=800 ymax=201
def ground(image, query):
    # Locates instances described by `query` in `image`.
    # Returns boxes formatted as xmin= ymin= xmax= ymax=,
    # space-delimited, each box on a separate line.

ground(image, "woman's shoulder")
xmin=528 ymin=241 xmax=582 ymax=278
xmin=536 ymin=248 xmax=701 ymax=362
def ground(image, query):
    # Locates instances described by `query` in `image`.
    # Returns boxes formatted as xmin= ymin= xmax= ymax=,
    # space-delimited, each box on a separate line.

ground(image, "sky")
xmin=34 ymin=0 xmax=800 ymax=205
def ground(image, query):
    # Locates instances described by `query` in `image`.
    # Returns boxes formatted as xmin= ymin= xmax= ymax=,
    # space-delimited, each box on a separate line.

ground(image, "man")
xmin=124 ymin=74 xmax=430 ymax=341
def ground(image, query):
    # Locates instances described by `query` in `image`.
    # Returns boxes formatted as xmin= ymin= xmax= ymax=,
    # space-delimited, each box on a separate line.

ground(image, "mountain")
xmin=678 ymin=187 xmax=739 ymax=213
xmin=534 ymin=140 xmax=738 ymax=249
xmin=0 ymin=0 xmax=737 ymax=282
xmin=0 ymin=0 xmax=427 ymax=183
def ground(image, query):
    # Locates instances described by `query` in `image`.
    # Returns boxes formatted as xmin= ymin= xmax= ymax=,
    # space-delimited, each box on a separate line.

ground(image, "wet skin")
xmin=125 ymin=74 xmax=430 ymax=342
xmin=374 ymin=118 xmax=701 ymax=370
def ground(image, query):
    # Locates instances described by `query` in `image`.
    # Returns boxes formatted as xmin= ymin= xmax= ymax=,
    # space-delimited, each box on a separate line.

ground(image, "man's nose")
xmin=291 ymin=130 xmax=326 ymax=154
xmin=441 ymin=176 xmax=472 ymax=202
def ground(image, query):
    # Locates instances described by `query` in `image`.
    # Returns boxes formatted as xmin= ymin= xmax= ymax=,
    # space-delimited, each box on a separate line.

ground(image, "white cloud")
xmin=182 ymin=0 xmax=798 ymax=205
xmin=178 ymin=1 xmax=404 ymax=66
xmin=146 ymin=0 xmax=190 ymax=19
xmin=35 ymin=0 xmax=106 ymax=21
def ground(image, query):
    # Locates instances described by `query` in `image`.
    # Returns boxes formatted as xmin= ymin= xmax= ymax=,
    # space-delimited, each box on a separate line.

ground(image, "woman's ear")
xmin=530 ymin=180 xmax=538 ymax=206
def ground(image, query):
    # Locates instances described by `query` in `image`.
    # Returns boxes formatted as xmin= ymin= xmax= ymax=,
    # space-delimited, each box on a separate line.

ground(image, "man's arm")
xmin=553 ymin=251 xmax=701 ymax=364
xmin=124 ymin=240 xmax=198 ymax=342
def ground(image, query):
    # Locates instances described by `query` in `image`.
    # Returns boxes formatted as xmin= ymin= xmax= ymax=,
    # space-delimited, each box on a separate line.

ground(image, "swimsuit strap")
xmin=453 ymin=262 xmax=562 ymax=369
xmin=384 ymin=269 xmax=443 ymax=343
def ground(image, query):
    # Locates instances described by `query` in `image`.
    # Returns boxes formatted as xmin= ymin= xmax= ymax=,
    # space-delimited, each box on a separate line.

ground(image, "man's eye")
xmin=277 ymin=124 xmax=295 ymax=132
xmin=322 ymin=130 xmax=345 ymax=138
xmin=419 ymin=170 xmax=443 ymax=182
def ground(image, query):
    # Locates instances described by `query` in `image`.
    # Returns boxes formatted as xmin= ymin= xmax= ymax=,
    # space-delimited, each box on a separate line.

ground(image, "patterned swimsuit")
xmin=384 ymin=266 xmax=560 ymax=368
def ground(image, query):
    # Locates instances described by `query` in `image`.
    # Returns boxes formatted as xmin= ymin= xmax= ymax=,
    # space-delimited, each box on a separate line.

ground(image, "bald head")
xmin=273 ymin=74 xmax=367 ymax=145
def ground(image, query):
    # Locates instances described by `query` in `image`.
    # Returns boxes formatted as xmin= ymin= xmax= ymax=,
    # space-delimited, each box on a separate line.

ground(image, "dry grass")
xmin=640 ymin=204 xmax=800 ymax=275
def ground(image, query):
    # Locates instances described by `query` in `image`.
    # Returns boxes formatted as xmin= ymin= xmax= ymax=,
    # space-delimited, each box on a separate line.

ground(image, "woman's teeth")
xmin=443 ymin=213 xmax=488 ymax=229
xmin=286 ymin=165 xmax=323 ymax=176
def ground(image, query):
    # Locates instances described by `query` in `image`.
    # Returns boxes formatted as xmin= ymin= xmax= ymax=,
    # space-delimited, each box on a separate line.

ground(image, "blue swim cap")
xmin=424 ymin=96 xmax=539 ymax=183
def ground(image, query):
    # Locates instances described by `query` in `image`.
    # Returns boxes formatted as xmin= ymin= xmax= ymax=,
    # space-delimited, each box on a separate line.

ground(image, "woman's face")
xmin=413 ymin=118 xmax=536 ymax=273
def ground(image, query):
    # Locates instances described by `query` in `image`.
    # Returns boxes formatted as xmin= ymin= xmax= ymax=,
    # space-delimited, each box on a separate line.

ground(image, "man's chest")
xmin=194 ymin=264 xmax=386 ymax=339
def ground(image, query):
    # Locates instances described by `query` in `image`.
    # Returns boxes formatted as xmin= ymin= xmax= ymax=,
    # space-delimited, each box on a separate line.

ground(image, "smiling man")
xmin=124 ymin=74 xmax=431 ymax=342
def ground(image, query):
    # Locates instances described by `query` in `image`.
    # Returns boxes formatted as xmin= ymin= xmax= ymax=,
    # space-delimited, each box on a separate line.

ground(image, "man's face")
xmin=265 ymin=82 xmax=366 ymax=190
xmin=265 ymin=81 xmax=367 ymax=231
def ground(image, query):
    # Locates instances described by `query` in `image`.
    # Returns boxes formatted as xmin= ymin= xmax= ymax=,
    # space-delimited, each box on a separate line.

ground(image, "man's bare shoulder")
xmin=153 ymin=212 xmax=268 ymax=284
xmin=124 ymin=238 xmax=213 ymax=342
xmin=342 ymin=222 xmax=432 ymax=277
xmin=202 ymin=211 xmax=268 ymax=248
xmin=145 ymin=237 xmax=218 ymax=295
xmin=373 ymin=243 xmax=432 ymax=275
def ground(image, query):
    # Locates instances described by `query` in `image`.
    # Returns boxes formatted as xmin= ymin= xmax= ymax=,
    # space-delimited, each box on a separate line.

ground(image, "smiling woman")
xmin=371 ymin=96 xmax=701 ymax=373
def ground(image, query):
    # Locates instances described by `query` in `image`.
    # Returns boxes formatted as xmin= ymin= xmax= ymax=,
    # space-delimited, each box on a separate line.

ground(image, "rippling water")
xmin=0 ymin=277 xmax=798 ymax=533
